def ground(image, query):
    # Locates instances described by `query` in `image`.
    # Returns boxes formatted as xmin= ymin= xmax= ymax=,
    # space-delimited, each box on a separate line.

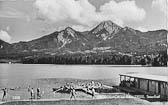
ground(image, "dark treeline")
xmin=22 ymin=51 xmax=167 ymax=66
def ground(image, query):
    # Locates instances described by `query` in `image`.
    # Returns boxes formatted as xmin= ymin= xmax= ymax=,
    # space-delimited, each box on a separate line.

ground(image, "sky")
xmin=0 ymin=0 xmax=167 ymax=43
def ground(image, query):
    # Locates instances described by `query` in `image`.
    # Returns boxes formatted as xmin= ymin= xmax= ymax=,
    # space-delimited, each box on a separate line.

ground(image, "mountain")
xmin=90 ymin=20 xmax=122 ymax=41
xmin=97 ymin=26 xmax=167 ymax=53
xmin=12 ymin=27 xmax=91 ymax=53
xmin=0 ymin=20 xmax=167 ymax=56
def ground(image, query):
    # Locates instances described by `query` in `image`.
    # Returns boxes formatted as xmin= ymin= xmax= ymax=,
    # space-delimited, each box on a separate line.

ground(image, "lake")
xmin=0 ymin=64 xmax=168 ymax=88
xmin=0 ymin=64 xmax=168 ymax=105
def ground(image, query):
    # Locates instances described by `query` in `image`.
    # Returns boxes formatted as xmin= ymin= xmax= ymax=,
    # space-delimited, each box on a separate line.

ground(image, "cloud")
xmin=0 ymin=6 xmax=31 ymax=22
xmin=100 ymin=0 xmax=146 ymax=22
xmin=152 ymin=0 xmax=168 ymax=18
xmin=0 ymin=30 xmax=11 ymax=43
xmin=35 ymin=0 xmax=100 ymax=26
xmin=34 ymin=0 xmax=146 ymax=31
xmin=0 ymin=7 xmax=24 ymax=18
xmin=136 ymin=27 xmax=148 ymax=32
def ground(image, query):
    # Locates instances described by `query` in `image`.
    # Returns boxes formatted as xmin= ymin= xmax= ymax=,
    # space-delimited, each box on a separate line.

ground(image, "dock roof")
xmin=120 ymin=73 xmax=168 ymax=82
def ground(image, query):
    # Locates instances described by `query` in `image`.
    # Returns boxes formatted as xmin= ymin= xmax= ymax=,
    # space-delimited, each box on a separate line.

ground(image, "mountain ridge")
xmin=0 ymin=20 xmax=167 ymax=55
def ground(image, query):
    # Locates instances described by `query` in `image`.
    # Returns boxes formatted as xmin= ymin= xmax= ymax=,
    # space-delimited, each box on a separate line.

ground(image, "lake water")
xmin=0 ymin=64 xmax=168 ymax=88
xmin=0 ymin=64 xmax=168 ymax=105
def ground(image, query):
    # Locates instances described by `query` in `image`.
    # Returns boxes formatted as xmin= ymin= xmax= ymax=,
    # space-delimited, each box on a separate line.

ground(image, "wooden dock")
xmin=118 ymin=73 xmax=168 ymax=101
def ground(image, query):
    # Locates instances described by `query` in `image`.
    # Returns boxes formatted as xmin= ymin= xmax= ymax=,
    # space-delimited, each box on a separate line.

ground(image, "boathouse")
xmin=119 ymin=73 xmax=168 ymax=100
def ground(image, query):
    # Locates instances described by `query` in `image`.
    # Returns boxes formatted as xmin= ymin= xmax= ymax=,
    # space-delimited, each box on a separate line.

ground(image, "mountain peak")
xmin=91 ymin=20 xmax=122 ymax=34
xmin=100 ymin=20 xmax=117 ymax=26
xmin=63 ymin=27 xmax=77 ymax=38
xmin=65 ymin=27 xmax=74 ymax=31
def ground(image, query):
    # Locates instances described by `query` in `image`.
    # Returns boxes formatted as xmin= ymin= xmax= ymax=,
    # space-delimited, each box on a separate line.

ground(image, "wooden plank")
xmin=120 ymin=73 xmax=168 ymax=82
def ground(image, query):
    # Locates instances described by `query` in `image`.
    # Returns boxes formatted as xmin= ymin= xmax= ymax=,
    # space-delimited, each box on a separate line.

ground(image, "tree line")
xmin=22 ymin=51 xmax=167 ymax=66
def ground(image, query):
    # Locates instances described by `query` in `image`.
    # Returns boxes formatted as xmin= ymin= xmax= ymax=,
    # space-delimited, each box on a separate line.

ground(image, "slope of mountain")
xmin=13 ymin=31 xmax=59 ymax=51
xmin=97 ymin=27 xmax=167 ymax=53
xmin=0 ymin=39 xmax=13 ymax=53
xmin=1 ymin=20 xmax=167 ymax=56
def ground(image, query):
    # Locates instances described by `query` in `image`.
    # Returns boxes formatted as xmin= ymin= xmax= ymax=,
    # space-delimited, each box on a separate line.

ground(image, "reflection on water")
xmin=0 ymin=64 xmax=167 ymax=87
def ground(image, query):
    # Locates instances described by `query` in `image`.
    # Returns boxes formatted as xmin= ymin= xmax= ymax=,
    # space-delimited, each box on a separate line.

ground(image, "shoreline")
xmin=0 ymin=97 xmax=152 ymax=105
xmin=1 ymin=63 xmax=168 ymax=67
xmin=1 ymin=98 xmax=167 ymax=105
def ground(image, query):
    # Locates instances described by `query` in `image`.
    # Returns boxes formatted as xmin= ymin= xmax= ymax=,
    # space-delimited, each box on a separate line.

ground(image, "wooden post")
xmin=120 ymin=75 xmax=121 ymax=83
xmin=147 ymin=80 xmax=149 ymax=92
xmin=138 ymin=78 xmax=140 ymax=89
xmin=166 ymin=82 xmax=168 ymax=100
xmin=158 ymin=81 xmax=161 ymax=94
xmin=155 ymin=81 xmax=156 ymax=94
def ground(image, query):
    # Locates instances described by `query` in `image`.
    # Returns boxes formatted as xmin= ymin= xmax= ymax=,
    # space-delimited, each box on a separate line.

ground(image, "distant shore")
xmin=0 ymin=59 xmax=21 ymax=63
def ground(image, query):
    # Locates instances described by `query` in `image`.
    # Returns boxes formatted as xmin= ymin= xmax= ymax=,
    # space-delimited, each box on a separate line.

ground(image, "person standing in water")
xmin=27 ymin=85 xmax=32 ymax=99
xmin=91 ymin=87 xmax=95 ymax=99
xmin=28 ymin=85 xmax=31 ymax=92
xmin=37 ymin=88 xmax=41 ymax=99
xmin=30 ymin=88 xmax=35 ymax=99
xmin=70 ymin=87 xmax=76 ymax=100
xmin=2 ymin=88 xmax=8 ymax=101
